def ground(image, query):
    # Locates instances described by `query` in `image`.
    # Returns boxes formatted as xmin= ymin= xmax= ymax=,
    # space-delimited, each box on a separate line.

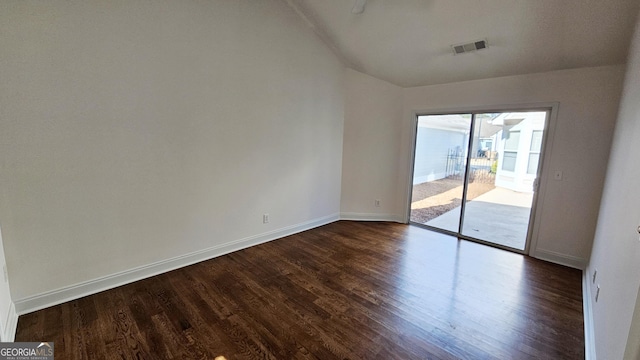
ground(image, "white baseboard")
xmin=14 ymin=213 xmax=340 ymax=315
xmin=583 ymin=270 xmax=596 ymax=360
xmin=2 ymin=302 xmax=17 ymax=342
xmin=340 ymin=212 xmax=404 ymax=223
xmin=532 ymin=249 xmax=586 ymax=270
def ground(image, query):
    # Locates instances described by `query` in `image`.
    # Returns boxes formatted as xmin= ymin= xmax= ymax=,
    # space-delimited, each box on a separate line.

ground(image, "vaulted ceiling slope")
xmin=285 ymin=0 xmax=640 ymax=87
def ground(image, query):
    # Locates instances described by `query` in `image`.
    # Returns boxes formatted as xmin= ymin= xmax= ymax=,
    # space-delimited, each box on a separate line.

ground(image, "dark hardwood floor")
xmin=16 ymin=221 xmax=584 ymax=359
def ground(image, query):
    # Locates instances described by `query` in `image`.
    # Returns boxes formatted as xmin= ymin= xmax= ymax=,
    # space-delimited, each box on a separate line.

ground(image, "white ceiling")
xmin=285 ymin=0 xmax=640 ymax=87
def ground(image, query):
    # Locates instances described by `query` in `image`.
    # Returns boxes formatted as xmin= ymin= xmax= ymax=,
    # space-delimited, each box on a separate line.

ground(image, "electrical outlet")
xmin=595 ymin=285 xmax=601 ymax=302
xmin=263 ymin=214 xmax=269 ymax=224
xmin=375 ymin=199 xmax=380 ymax=207
xmin=592 ymin=269 xmax=597 ymax=284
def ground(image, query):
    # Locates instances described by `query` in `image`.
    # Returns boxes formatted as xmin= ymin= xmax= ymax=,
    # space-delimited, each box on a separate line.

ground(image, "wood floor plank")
xmin=16 ymin=221 xmax=584 ymax=359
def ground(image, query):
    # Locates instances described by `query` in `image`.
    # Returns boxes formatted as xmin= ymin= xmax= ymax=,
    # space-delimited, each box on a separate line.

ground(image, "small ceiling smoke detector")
xmin=352 ymin=0 xmax=367 ymax=14
xmin=451 ymin=39 xmax=488 ymax=55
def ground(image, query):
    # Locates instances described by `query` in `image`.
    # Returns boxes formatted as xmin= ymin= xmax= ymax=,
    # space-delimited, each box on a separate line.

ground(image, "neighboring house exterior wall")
xmin=413 ymin=125 xmax=468 ymax=184
xmin=495 ymin=112 xmax=546 ymax=193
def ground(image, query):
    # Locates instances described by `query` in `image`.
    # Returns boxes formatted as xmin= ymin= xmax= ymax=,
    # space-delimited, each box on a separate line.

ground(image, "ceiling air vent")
xmin=452 ymin=39 xmax=488 ymax=55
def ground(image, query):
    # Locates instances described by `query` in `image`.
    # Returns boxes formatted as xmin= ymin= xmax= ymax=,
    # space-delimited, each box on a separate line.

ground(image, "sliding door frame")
xmin=405 ymin=103 xmax=559 ymax=256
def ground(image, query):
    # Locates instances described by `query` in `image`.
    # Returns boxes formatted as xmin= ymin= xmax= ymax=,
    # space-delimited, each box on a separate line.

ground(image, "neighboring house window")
xmin=502 ymin=130 xmax=520 ymax=171
xmin=527 ymin=130 xmax=543 ymax=174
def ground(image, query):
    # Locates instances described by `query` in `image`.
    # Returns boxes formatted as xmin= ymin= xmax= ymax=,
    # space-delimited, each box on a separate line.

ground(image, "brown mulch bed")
xmin=410 ymin=177 xmax=495 ymax=224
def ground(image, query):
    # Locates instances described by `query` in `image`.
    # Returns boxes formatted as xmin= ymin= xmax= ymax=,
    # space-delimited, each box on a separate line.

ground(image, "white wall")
xmin=341 ymin=69 xmax=402 ymax=221
xmin=399 ymin=66 xmax=625 ymax=267
xmin=0 ymin=0 xmax=344 ymax=308
xmin=625 ymin=286 xmax=640 ymax=359
xmin=586 ymin=11 xmax=640 ymax=360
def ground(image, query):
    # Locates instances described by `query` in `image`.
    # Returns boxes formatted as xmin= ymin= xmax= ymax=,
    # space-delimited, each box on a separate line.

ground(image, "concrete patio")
xmin=425 ymin=187 xmax=534 ymax=250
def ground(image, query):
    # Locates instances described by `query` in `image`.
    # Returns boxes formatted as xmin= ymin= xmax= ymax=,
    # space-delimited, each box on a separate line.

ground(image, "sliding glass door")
xmin=409 ymin=110 xmax=548 ymax=252
xmin=410 ymin=114 xmax=471 ymax=233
